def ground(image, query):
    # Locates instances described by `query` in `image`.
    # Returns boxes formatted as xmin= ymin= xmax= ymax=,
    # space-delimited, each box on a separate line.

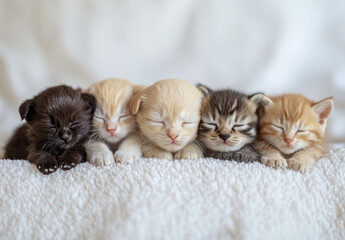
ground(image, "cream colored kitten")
xmin=129 ymin=78 xmax=204 ymax=160
xmin=84 ymin=78 xmax=144 ymax=165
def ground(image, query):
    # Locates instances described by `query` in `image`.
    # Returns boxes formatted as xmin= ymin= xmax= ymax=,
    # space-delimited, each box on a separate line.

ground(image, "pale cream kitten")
xmin=129 ymin=78 xmax=204 ymax=160
xmin=84 ymin=78 xmax=144 ymax=165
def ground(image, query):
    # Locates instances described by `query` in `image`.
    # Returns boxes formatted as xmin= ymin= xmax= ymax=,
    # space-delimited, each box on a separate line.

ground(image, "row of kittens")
xmin=4 ymin=78 xmax=333 ymax=174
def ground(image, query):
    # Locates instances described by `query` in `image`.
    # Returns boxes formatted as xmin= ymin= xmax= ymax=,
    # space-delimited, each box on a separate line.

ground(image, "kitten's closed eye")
xmin=70 ymin=122 xmax=81 ymax=128
xmin=49 ymin=126 xmax=57 ymax=134
xmin=203 ymin=122 xmax=218 ymax=129
xmin=182 ymin=122 xmax=197 ymax=128
xmin=149 ymin=119 xmax=164 ymax=126
xmin=271 ymin=124 xmax=284 ymax=131
xmin=296 ymin=129 xmax=307 ymax=134
xmin=119 ymin=114 xmax=130 ymax=121
xmin=232 ymin=124 xmax=246 ymax=130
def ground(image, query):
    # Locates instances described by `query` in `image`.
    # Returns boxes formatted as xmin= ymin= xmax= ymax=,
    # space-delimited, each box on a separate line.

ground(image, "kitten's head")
xmin=130 ymin=79 xmax=203 ymax=152
xmin=197 ymin=84 xmax=272 ymax=152
xmin=85 ymin=78 xmax=143 ymax=143
xmin=19 ymin=85 xmax=96 ymax=150
xmin=258 ymin=94 xmax=333 ymax=155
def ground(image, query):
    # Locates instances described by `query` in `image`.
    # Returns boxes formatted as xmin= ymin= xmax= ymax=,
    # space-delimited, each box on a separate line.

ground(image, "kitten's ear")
xmin=197 ymin=84 xmax=213 ymax=97
xmin=248 ymin=93 xmax=273 ymax=108
xmin=129 ymin=93 xmax=144 ymax=115
xmin=81 ymin=93 xmax=96 ymax=114
xmin=19 ymin=99 xmax=34 ymax=121
xmin=311 ymin=97 xmax=333 ymax=131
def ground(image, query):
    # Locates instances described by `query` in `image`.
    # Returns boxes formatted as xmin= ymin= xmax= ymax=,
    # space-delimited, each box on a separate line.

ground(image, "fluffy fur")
xmin=197 ymin=84 xmax=271 ymax=162
xmin=4 ymin=85 xmax=95 ymax=174
xmin=129 ymin=79 xmax=204 ymax=160
xmin=84 ymin=78 xmax=144 ymax=165
xmin=255 ymin=94 xmax=333 ymax=172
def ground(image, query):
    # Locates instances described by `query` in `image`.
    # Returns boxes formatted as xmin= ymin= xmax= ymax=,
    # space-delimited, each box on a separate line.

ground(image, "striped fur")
xmin=197 ymin=85 xmax=271 ymax=162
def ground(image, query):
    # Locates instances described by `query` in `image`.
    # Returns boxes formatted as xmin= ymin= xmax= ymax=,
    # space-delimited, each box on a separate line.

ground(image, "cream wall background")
xmin=0 ymin=0 xmax=344 ymax=145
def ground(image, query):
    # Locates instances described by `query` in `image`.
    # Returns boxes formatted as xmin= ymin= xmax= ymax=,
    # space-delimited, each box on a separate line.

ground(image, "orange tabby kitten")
xmin=84 ymin=78 xmax=144 ymax=165
xmin=255 ymin=94 xmax=333 ymax=172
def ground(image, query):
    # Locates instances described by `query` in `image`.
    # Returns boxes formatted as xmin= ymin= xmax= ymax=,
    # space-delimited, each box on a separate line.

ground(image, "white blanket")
xmin=1 ymin=143 xmax=344 ymax=240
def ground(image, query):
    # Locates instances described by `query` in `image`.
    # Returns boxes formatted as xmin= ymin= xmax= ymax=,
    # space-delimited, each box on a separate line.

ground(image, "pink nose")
xmin=284 ymin=138 xmax=293 ymax=144
xmin=106 ymin=121 xmax=117 ymax=134
xmin=168 ymin=134 xmax=179 ymax=140
xmin=107 ymin=128 xmax=116 ymax=134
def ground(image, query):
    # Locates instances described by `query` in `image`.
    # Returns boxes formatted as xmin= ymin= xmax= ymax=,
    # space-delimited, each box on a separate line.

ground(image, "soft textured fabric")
xmin=1 ymin=143 xmax=344 ymax=240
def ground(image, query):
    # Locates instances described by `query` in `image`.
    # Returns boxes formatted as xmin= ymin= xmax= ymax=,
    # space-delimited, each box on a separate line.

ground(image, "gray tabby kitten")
xmin=197 ymin=84 xmax=271 ymax=162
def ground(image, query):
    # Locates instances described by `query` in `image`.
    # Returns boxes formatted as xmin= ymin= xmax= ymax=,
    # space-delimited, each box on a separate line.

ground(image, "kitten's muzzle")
xmin=219 ymin=134 xmax=230 ymax=141
xmin=284 ymin=137 xmax=293 ymax=145
xmin=106 ymin=121 xmax=118 ymax=135
xmin=59 ymin=128 xmax=72 ymax=142
xmin=168 ymin=133 xmax=179 ymax=142
xmin=107 ymin=128 xmax=116 ymax=134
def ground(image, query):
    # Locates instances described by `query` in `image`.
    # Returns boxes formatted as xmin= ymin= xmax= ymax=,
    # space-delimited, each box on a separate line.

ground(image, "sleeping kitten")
xmin=4 ymin=85 xmax=95 ymax=174
xmin=129 ymin=78 xmax=204 ymax=160
xmin=197 ymin=84 xmax=271 ymax=162
xmin=255 ymin=94 xmax=333 ymax=172
xmin=84 ymin=78 xmax=144 ymax=166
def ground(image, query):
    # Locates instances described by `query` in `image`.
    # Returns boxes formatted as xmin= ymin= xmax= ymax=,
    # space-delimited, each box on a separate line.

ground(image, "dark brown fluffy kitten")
xmin=5 ymin=85 xmax=95 ymax=174
xmin=197 ymin=84 xmax=271 ymax=162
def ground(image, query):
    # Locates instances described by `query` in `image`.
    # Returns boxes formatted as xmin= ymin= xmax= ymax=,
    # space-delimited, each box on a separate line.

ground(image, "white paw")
xmin=114 ymin=150 xmax=140 ymax=164
xmin=88 ymin=149 xmax=114 ymax=166
xmin=261 ymin=156 xmax=287 ymax=169
xmin=174 ymin=149 xmax=203 ymax=160
xmin=288 ymin=157 xmax=315 ymax=172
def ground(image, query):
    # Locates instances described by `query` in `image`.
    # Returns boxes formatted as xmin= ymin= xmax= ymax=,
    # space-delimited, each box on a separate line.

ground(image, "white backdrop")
xmin=0 ymin=0 xmax=345 ymax=145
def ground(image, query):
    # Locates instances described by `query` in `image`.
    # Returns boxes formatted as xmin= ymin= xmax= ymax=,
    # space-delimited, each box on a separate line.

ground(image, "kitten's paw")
xmin=36 ymin=157 xmax=58 ymax=175
xmin=261 ymin=156 xmax=287 ymax=169
xmin=114 ymin=150 xmax=139 ymax=164
xmin=174 ymin=149 xmax=203 ymax=160
xmin=288 ymin=157 xmax=315 ymax=172
xmin=88 ymin=149 xmax=114 ymax=166
xmin=60 ymin=152 xmax=82 ymax=170
xmin=144 ymin=151 xmax=173 ymax=160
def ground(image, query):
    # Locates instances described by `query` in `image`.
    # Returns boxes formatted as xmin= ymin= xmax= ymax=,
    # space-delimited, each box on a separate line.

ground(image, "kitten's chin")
xmin=159 ymin=143 xmax=185 ymax=152
xmin=101 ymin=131 xmax=127 ymax=144
xmin=275 ymin=142 xmax=304 ymax=155
xmin=59 ymin=143 xmax=74 ymax=149
xmin=279 ymin=146 xmax=301 ymax=155
xmin=105 ymin=136 xmax=122 ymax=144
xmin=58 ymin=139 xmax=78 ymax=149
xmin=208 ymin=144 xmax=243 ymax=152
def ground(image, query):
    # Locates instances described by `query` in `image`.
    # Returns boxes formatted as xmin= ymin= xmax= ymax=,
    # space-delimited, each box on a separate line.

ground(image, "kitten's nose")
xmin=106 ymin=121 xmax=117 ymax=134
xmin=60 ymin=129 xmax=71 ymax=142
xmin=168 ymin=134 xmax=179 ymax=141
xmin=284 ymin=138 xmax=293 ymax=145
xmin=219 ymin=134 xmax=230 ymax=141
xmin=107 ymin=128 xmax=116 ymax=134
